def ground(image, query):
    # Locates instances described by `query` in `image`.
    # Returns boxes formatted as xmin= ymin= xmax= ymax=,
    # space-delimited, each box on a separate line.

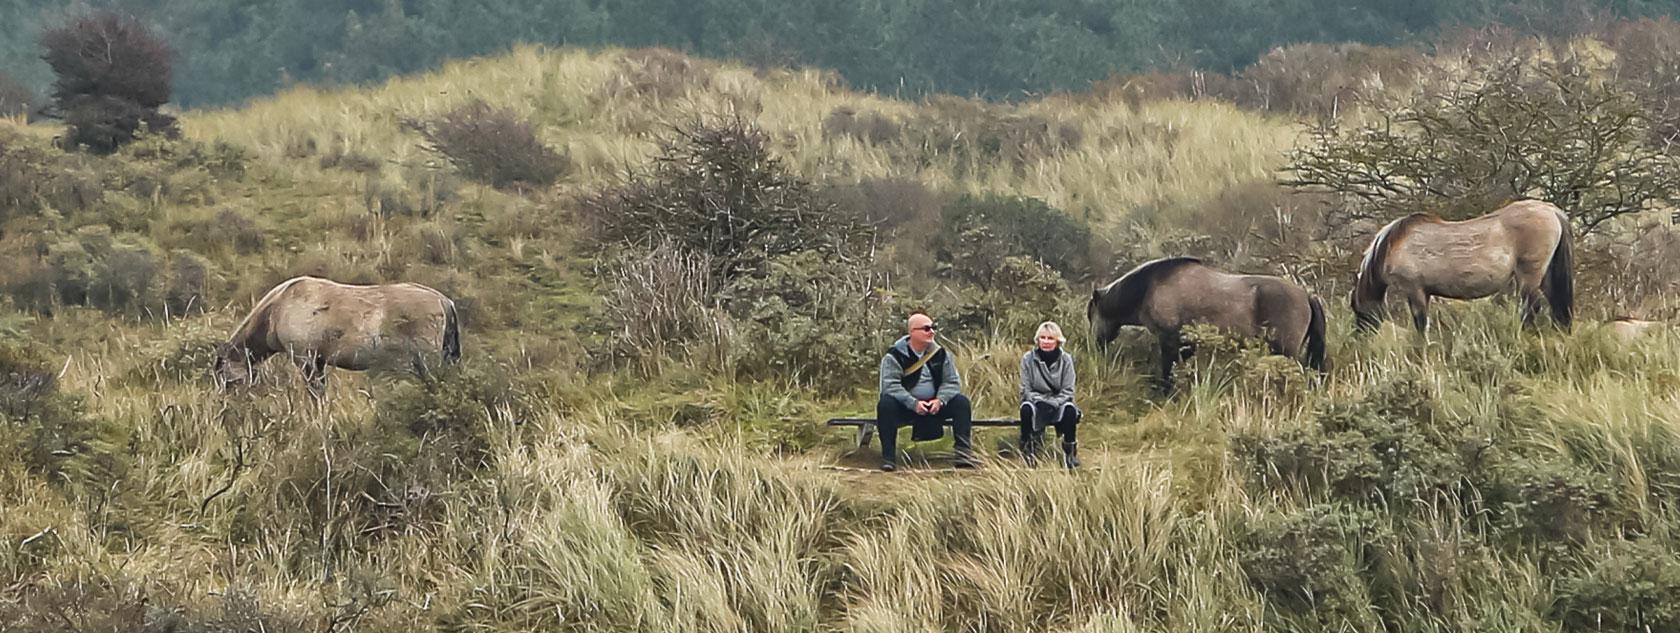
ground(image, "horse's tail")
xmin=1353 ymin=216 xmax=1411 ymax=332
xmin=442 ymin=299 xmax=462 ymax=362
xmin=1306 ymin=294 xmax=1328 ymax=374
xmin=1543 ymin=209 xmax=1575 ymax=329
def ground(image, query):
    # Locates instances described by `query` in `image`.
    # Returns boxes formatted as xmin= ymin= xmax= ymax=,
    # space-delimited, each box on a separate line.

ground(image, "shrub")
xmin=158 ymin=208 xmax=266 ymax=260
xmin=1238 ymin=504 xmax=1386 ymax=626
xmin=25 ymin=227 xmax=162 ymax=316
xmin=1485 ymin=456 xmax=1618 ymax=546
xmin=938 ymin=254 xmax=1069 ymax=334
xmin=936 ymin=194 xmax=1094 ymax=282
xmin=0 ymin=131 xmax=106 ymax=223
xmin=820 ymin=176 xmax=944 ymax=232
xmin=122 ymin=320 xmax=223 ymax=386
xmin=163 ymin=249 xmax=224 ymax=316
xmin=1231 ymin=377 xmax=1468 ymax=510
xmin=580 ymin=115 xmax=871 ymax=280
xmin=1603 ymin=17 xmax=1680 ymax=144
xmin=76 ymin=226 xmax=162 ymax=315
xmin=1553 ymin=539 xmax=1680 ymax=631
xmin=415 ymin=99 xmax=567 ymax=190
xmin=721 ymin=251 xmax=899 ymax=392
xmin=1286 ymin=54 xmax=1680 ymax=235
xmin=0 ymin=342 xmax=119 ymax=485
xmin=39 ymin=10 xmax=178 ymax=153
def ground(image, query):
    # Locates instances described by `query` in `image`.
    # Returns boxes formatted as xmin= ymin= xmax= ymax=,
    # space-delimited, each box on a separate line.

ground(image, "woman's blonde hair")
xmin=1035 ymin=321 xmax=1066 ymax=344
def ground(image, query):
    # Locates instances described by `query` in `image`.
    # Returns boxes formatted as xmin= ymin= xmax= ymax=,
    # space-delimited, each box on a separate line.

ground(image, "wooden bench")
xmin=826 ymin=417 xmax=1017 ymax=450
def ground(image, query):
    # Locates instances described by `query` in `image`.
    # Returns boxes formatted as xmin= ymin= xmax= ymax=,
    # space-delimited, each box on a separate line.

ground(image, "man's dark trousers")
xmin=875 ymin=393 xmax=973 ymax=464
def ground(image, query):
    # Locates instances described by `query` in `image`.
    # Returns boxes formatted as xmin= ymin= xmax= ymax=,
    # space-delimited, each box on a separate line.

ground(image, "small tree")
xmin=580 ymin=115 xmax=870 ymax=280
xmin=415 ymin=99 xmax=568 ymax=190
xmin=1286 ymin=55 xmax=1680 ymax=235
xmin=39 ymin=10 xmax=178 ymax=153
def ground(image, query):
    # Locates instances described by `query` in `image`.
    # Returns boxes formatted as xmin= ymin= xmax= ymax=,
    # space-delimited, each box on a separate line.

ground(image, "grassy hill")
xmin=4 ymin=42 xmax=1680 ymax=632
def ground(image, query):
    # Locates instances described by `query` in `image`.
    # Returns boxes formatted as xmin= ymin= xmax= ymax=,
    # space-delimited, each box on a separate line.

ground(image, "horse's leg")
xmin=410 ymin=350 xmax=432 ymax=381
xmin=299 ymin=355 xmax=328 ymax=401
xmin=1518 ymin=280 xmax=1546 ymax=329
xmin=1157 ymin=330 xmax=1190 ymax=396
xmin=1406 ymin=290 xmax=1430 ymax=335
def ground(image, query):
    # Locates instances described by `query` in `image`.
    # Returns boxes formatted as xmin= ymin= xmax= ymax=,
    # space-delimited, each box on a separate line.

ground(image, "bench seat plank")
xmin=826 ymin=417 xmax=1016 ymax=450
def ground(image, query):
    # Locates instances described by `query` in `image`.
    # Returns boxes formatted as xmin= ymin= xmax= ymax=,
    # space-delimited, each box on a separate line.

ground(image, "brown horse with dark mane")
xmin=214 ymin=276 xmax=461 ymax=397
xmin=1352 ymin=198 xmax=1573 ymax=333
xmin=1087 ymin=257 xmax=1327 ymax=394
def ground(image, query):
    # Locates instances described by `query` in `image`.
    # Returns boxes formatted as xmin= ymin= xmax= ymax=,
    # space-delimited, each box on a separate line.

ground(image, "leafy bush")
xmin=938 ymin=254 xmax=1069 ymax=334
xmin=0 ymin=342 xmax=119 ymax=485
xmin=1486 ymin=456 xmax=1619 ymax=546
xmin=1239 ymin=504 xmax=1386 ymax=626
xmin=1235 ymin=43 xmax=1424 ymax=118
xmin=721 ymin=251 xmax=899 ymax=392
xmin=1554 ymin=539 xmax=1680 ymax=631
xmin=936 ymin=194 xmax=1094 ymax=282
xmin=162 ymin=249 xmax=223 ymax=316
xmin=1231 ymin=377 xmax=1469 ymax=510
xmin=416 ymin=99 xmax=567 ymax=190
xmin=596 ymin=48 xmax=713 ymax=104
xmin=580 ymin=115 xmax=871 ymax=280
xmin=0 ymin=131 xmax=105 ymax=223
xmin=905 ymin=97 xmax=1083 ymax=168
xmin=40 ymin=10 xmax=178 ymax=153
xmin=54 ymin=226 xmax=162 ymax=315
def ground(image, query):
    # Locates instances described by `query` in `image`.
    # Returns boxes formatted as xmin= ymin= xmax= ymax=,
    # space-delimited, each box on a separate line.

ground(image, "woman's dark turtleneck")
xmin=1034 ymin=346 xmax=1062 ymax=366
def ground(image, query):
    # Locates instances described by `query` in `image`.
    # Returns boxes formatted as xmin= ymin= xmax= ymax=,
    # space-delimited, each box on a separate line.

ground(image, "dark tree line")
xmin=5 ymin=0 xmax=1680 ymax=108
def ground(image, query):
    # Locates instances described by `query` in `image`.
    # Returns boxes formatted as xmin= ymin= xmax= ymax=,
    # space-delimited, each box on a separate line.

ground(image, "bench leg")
xmin=856 ymin=423 xmax=875 ymax=451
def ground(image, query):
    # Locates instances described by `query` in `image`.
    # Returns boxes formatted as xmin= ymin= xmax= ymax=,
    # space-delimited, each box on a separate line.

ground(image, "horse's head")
xmin=1087 ymin=288 xmax=1120 ymax=349
xmin=212 ymin=343 xmax=255 ymax=390
xmin=1349 ymin=285 xmax=1382 ymax=334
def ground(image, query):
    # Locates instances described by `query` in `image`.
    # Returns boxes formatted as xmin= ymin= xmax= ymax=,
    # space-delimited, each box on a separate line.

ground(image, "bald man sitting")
xmin=875 ymin=311 xmax=977 ymax=472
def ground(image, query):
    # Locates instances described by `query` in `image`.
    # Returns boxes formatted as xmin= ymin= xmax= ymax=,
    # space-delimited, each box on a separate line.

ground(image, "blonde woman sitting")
xmin=1019 ymin=321 xmax=1081 ymax=468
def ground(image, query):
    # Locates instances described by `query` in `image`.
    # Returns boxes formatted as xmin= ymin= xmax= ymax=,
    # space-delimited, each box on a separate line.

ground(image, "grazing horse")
xmin=1352 ymin=198 xmax=1573 ymax=334
xmin=214 ymin=276 xmax=461 ymax=397
xmin=1087 ymin=257 xmax=1327 ymax=394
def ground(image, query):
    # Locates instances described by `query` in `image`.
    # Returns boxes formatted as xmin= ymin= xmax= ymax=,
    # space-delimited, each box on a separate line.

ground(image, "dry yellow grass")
xmin=8 ymin=41 xmax=1680 ymax=633
xmin=184 ymin=44 xmax=1299 ymax=232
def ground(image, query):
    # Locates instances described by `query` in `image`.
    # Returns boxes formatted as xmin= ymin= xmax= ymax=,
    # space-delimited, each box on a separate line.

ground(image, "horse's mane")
xmin=226 ymin=276 xmax=314 ymax=347
xmin=1353 ymin=214 xmax=1434 ymax=321
xmin=1099 ymin=257 xmax=1203 ymax=316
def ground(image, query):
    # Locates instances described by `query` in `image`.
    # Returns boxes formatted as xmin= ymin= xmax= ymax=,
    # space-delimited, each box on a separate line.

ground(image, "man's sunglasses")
xmin=912 ymin=325 xmax=937 ymax=332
